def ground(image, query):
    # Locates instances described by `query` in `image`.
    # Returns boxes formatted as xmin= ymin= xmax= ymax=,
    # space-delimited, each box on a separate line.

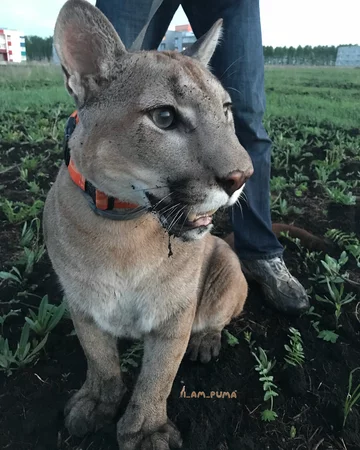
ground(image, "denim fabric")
xmin=96 ymin=0 xmax=179 ymax=48
xmin=96 ymin=0 xmax=284 ymax=260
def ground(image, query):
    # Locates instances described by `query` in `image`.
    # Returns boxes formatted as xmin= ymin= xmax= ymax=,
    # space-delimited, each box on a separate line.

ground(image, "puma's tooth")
xmin=206 ymin=209 xmax=217 ymax=216
xmin=188 ymin=209 xmax=217 ymax=222
xmin=188 ymin=212 xmax=197 ymax=222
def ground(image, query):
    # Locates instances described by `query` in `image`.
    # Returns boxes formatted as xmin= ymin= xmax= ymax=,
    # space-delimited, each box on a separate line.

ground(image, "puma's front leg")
xmin=65 ymin=310 xmax=126 ymax=437
xmin=117 ymin=306 xmax=195 ymax=450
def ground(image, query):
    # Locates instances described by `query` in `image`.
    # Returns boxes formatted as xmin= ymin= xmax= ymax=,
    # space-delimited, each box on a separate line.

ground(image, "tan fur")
xmin=44 ymin=1 xmax=252 ymax=449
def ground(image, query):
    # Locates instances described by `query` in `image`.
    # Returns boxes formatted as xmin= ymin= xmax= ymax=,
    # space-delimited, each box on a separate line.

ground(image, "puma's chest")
xmin=69 ymin=266 xmax=194 ymax=339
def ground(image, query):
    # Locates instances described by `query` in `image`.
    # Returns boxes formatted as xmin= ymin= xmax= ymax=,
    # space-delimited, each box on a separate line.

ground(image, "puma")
xmin=43 ymin=1 xmax=253 ymax=448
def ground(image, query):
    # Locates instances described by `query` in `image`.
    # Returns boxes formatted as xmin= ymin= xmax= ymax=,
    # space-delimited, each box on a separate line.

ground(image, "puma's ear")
xmin=182 ymin=19 xmax=223 ymax=66
xmin=54 ymin=0 xmax=127 ymax=105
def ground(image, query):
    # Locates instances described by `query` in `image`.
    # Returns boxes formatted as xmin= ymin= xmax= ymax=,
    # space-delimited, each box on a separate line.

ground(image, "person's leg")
xmin=182 ymin=0 xmax=281 ymax=258
xmin=96 ymin=0 xmax=179 ymax=49
xmin=182 ymin=0 xmax=309 ymax=314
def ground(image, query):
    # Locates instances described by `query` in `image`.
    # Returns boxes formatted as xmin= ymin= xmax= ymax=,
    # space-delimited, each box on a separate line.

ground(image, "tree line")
xmin=24 ymin=36 xmax=353 ymax=66
xmin=24 ymin=36 xmax=53 ymax=61
xmin=263 ymin=45 xmax=339 ymax=66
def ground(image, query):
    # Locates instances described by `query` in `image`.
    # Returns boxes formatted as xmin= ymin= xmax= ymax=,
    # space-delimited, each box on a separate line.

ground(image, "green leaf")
xmin=261 ymin=409 xmax=278 ymax=422
xmin=29 ymin=333 xmax=48 ymax=356
xmin=318 ymin=330 xmax=339 ymax=343
xmin=24 ymin=317 xmax=36 ymax=328
xmin=223 ymin=329 xmax=239 ymax=347
xmin=19 ymin=323 xmax=30 ymax=350
xmin=315 ymin=294 xmax=332 ymax=304
xmin=126 ymin=358 xmax=139 ymax=367
xmin=263 ymin=381 xmax=277 ymax=391
xmin=284 ymin=357 xmax=296 ymax=366
xmin=0 ymin=271 xmax=21 ymax=283
xmin=28 ymin=309 xmax=38 ymax=321
xmin=311 ymin=321 xmax=320 ymax=332
xmin=47 ymin=302 xmax=66 ymax=331
xmin=264 ymin=390 xmax=279 ymax=401
xmin=259 ymin=375 xmax=273 ymax=382
xmin=38 ymin=295 xmax=48 ymax=320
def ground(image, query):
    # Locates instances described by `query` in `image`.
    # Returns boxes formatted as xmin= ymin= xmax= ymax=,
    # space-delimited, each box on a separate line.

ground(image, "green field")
xmin=0 ymin=64 xmax=360 ymax=450
xmin=1 ymin=64 xmax=360 ymax=127
xmin=265 ymin=66 xmax=360 ymax=128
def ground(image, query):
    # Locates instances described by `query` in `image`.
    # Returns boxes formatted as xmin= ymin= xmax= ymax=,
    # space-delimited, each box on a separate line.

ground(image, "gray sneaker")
xmin=241 ymin=257 xmax=310 ymax=315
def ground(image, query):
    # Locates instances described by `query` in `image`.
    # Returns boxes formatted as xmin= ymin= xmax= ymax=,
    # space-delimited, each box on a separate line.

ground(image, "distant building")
xmin=0 ymin=29 xmax=26 ymax=62
xmin=158 ymin=24 xmax=196 ymax=52
xmin=335 ymin=46 xmax=360 ymax=67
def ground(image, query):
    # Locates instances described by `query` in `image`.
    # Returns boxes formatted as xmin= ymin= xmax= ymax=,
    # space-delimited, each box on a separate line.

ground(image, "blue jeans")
xmin=96 ymin=0 xmax=284 ymax=260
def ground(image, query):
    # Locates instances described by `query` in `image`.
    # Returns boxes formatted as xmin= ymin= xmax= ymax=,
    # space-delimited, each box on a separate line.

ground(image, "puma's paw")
xmin=187 ymin=331 xmax=221 ymax=363
xmin=117 ymin=417 xmax=182 ymax=450
xmin=65 ymin=384 xmax=125 ymax=437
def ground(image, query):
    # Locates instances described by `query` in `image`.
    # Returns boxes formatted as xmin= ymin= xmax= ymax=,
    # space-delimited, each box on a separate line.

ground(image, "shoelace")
xmin=267 ymin=257 xmax=293 ymax=282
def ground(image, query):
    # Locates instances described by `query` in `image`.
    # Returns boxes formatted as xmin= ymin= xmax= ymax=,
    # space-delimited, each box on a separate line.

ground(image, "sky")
xmin=1 ymin=0 xmax=359 ymax=47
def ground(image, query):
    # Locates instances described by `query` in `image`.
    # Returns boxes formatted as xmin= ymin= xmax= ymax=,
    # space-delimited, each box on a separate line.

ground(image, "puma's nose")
xmin=217 ymin=169 xmax=253 ymax=196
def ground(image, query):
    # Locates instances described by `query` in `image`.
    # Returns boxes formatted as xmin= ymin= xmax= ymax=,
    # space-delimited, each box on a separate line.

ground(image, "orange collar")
xmin=67 ymin=158 xmax=139 ymax=211
xmin=64 ymin=111 xmax=142 ymax=216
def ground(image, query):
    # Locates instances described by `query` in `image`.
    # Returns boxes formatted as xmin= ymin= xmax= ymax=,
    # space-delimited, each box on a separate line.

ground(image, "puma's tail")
xmin=271 ymin=223 xmax=330 ymax=252
xmin=223 ymin=224 xmax=330 ymax=253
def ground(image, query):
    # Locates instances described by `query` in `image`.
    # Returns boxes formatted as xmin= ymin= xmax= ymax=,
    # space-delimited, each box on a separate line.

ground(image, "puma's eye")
xmin=151 ymin=108 xmax=175 ymax=129
xmin=223 ymin=102 xmax=232 ymax=118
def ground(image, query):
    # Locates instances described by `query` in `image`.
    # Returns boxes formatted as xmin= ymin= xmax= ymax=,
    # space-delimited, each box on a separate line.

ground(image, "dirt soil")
xmin=1 ymin=137 xmax=360 ymax=450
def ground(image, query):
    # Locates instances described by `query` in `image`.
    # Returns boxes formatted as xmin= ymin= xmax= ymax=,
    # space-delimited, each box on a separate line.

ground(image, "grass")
xmin=1 ymin=64 xmax=360 ymax=128
xmin=0 ymin=64 xmax=68 ymax=111
xmin=0 ymin=63 xmax=63 ymax=91
xmin=265 ymin=67 xmax=360 ymax=128
xmin=343 ymin=368 xmax=360 ymax=427
xmin=25 ymin=295 xmax=66 ymax=336
xmin=0 ymin=322 xmax=48 ymax=376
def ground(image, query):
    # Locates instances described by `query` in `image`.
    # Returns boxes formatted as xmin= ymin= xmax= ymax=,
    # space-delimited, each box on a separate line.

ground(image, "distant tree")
xmin=328 ymin=46 xmax=337 ymax=65
xmin=268 ymin=46 xmax=274 ymax=58
xmin=263 ymin=46 xmax=274 ymax=64
xmin=25 ymin=36 xmax=53 ymax=61
xmin=262 ymin=44 xmax=339 ymax=66
xmin=263 ymin=44 xmax=340 ymax=66
xmin=281 ymin=47 xmax=288 ymax=64
xmin=303 ymin=45 xmax=312 ymax=64
xmin=287 ymin=46 xmax=296 ymax=65
xmin=295 ymin=46 xmax=304 ymax=64
xmin=273 ymin=47 xmax=283 ymax=64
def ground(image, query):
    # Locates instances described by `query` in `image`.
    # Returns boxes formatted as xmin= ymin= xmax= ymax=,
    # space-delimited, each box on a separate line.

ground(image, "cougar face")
xmin=56 ymin=1 xmax=253 ymax=240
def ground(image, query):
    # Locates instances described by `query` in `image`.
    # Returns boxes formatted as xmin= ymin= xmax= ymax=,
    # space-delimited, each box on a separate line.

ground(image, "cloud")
xmin=1 ymin=0 xmax=96 ymax=36
xmin=1 ymin=0 xmax=359 ymax=45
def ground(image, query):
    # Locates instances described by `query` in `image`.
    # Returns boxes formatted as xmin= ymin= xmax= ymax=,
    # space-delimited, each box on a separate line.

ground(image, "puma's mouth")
xmin=186 ymin=209 xmax=217 ymax=228
xmin=146 ymin=192 xmax=218 ymax=238
xmin=157 ymin=208 xmax=217 ymax=233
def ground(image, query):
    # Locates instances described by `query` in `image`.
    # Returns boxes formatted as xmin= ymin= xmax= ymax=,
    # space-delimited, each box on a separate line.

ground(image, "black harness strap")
xmin=63 ymin=115 xmax=77 ymax=167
